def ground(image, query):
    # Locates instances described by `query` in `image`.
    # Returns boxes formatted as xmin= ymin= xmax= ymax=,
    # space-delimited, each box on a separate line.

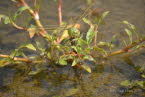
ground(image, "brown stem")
xmin=11 ymin=20 xmax=28 ymax=31
xmin=58 ymin=0 xmax=62 ymax=26
xmin=34 ymin=0 xmax=36 ymax=6
xmin=94 ymin=25 xmax=98 ymax=46
xmin=19 ymin=0 xmax=47 ymax=36
xmin=0 ymin=54 xmax=42 ymax=63
xmin=105 ymin=37 xmax=145 ymax=57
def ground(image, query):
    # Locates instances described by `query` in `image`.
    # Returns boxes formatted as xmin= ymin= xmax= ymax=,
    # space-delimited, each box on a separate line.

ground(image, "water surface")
xmin=0 ymin=0 xmax=145 ymax=97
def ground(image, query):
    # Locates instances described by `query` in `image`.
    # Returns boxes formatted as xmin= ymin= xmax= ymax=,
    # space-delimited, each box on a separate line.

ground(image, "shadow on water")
xmin=0 ymin=0 xmax=145 ymax=97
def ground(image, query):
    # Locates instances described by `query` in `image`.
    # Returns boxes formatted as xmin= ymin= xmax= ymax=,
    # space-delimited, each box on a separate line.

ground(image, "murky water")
xmin=0 ymin=0 xmax=145 ymax=97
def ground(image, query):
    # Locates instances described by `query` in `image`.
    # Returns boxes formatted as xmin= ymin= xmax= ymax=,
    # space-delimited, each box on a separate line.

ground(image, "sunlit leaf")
xmin=97 ymin=41 xmax=114 ymax=48
xmin=83 ymin=18 xmax=92 ymax=25
xmin=59 ymin=58 xmax=67 ymax=65
xmin=125 ymin=28 xmax=132 ymax=43
xmin=83 ymin=55 xmax=96 ymax=62
xmin=86 ymin=25 xmax=95 ymax=44
xmin=122 ymin=21 xmax=138 ymax=38
xmin=120 ymin=80 xmax=132 ymax=87
xmin=26 ymin=44 xmax=36 ymax=51
xmin=72 ymin=59 xmax=77 ymax=66
xmin=28 ymin=25 xmax=39 ymax=38
xmin=81 ymin=64 xmax=91 ymax=73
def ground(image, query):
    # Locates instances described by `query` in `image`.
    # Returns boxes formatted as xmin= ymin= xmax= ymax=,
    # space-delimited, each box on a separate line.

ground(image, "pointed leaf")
xmin=72 ymin=59 xmax=77 ymax=66
xmin=81 ymin=65 xmax=92 ymax=73
xmin=125 ymin=28 xmax=132 ymax=43
xmin=83 ymin=55 xmax=96 ymax=62
xmin=24 ymin=44 xmax=36 ymax=51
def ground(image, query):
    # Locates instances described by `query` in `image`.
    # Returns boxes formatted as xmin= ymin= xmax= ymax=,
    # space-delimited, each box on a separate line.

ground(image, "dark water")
xmin=0 ymin=0 xmax=145 ymax=97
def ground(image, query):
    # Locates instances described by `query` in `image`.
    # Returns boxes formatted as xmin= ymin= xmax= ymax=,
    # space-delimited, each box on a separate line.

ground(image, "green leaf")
xmin=101 ymin=11 xmax=110 ymax=19
xmin=25 ymin=44 xmax=36 ymax=51
xmin=86 ymin=25 xmax=96 ymax=44
xmin=14 ymin=6 xmax=29 ymax=21
xmin=83 ymin=18 xmax=92 ymax=25
xmin=83 ymin=55 xmax=96 ymax=62
xmin=97 ymin=11 xmax=109 ymax=25
xmin=28 ymin=25 xmax=40 ymax=38
xmin=97 ymin=42 xmax=114 ymax=48
xmin=93 ymin=46 xmax=107 ymax=55
xmin=122 ymin=21 xmax=138 ymax=38
xmin=75 ymin=38 xmax=87 ymax=46
xmin=125 ymin=28 xmax=132 ymax=43
xmin=120 ymin=80 xmax=132 ymax=86
xmin=72 ymin=46 xmax=82 ymax=54
xmin=72 ymin=59 xmax=77 ymax=66
xmin=36 ymin=41 xmax=45 ymax=52
xmin=136 ymin=81 xmax=144 ymax=88
xmin=59 ymin=58 xmax=67 ymax=65
xmin=0 ymin=14 xmax=11 ymax=24
xmin=81 ymin=65 xmax=92 ymax=73
xmin=28 ymin=70 xmax=41 ymax=75
xmin=141 ymin=74 xmax=145 ymax=78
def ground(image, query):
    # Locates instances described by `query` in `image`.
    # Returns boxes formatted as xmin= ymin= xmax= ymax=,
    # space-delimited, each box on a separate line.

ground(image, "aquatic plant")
xmin=0 ymin=0 xmax=145 ymax=76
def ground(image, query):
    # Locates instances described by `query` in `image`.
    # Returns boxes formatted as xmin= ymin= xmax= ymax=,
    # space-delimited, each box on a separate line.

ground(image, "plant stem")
xmin=19 ymin=0 xmax=47 ymax=36
xmin=0 ymin=54 xmax=42 ymax=63
xmin=105 ymin=37 xmax=145 ymax=57
xmin=94 ymin=25 xmax=98 ymax=46
xmin=58 ymin=0 xmax=62 ymax=26
xmin=11 ymin=20 xmax=28 ymax=31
